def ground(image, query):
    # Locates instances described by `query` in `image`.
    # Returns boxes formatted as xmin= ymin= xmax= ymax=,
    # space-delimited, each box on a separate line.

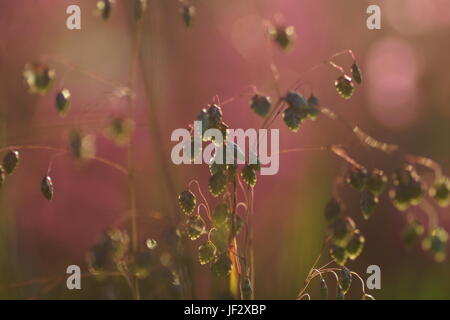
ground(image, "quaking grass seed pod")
xmin=23 ymin=63 xmax=55 ymax=94
xmin=0 ymin=166 xmax=6 ymax=188
xmin=41 ymin=175 xmax=54 ymax=200
xmin=269 ymin=25 xmax=295 ymax=50
xmin=55 ymin=88 xmax=71 ymax=116
xmin=198 ymin=241 xmax=216 ymax=265
xmin=182 ymin=5 xmax=196 ymax=28
xmin=210 ymin=253 xmax=232 ymax=277
xmin=351 ymin=62 xmax=362 ymax=84
xmin=178 ymin=190 xmax=196 ymax=215
xmin=97 ymin=0 xmax=112 ymax=20
xmin=250 ymin=94 xmax=271 ymax=117
xmin=3 ymin=150 xmax=20 ymax=175
xmin=319 ymin=278 xmax=328 ymax=299
xmin=335 ymin=75 xmax=354 ymax=99
xmin=241 ymin=277 xmax=252 ymax=300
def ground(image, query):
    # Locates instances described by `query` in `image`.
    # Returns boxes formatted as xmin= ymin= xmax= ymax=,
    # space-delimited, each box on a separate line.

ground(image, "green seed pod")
xmin=422 ymin=227 xmax=448 ymax=262
xmin=331 ymin=216 xmax=356 ymax=247
xmin=360 ymin=191 xmax=379 ymax=220
xmin=336 ymin=285 xmax=345 ymax=300
xmin=0 ymin=166 xmax=6 ymax=188
xmin=335 ymin=75 xmax=354 ymax=99
xmin=182 ymin=5 xmax=196 ymax=28
xmin=198 ymin=241 xmax=217 ymax=265
xmin=23 ymin=63 xmax=55 ymax=95
xmin=97 ymin=0 xmax=112 ymax=20
xmin=391 ymin=165 xmax=424 ymax=210
xmin=130 ymin=251 xmax=153 ymax=279
xmin=178 ymin=190 xmax=196 ymax=215
xmin=285 ymin=91 xmax=308 ymax=110
xmin=185 ymin=214 xmax=206 ymax=240
xmin=69 ymin=130 xmax=96 ymax=160
xmin=208 ymin=171 xmax=227 ymax=197
xmin=346 ymin=229 xmax=365 ymax=260
xmin=210 ymin=226 xmax=230 ymax=253
xmin=347 ymin=166 xmax=368 ymax=191
xmin=250 ymin=94 xmax=271 ymax=117
xmin=319 ymin=278 xmax=328 ymax=299
xmin=241 ymin=277 xmax=252 ymax=300
xmin=339 ymin=267 xmax=352 ymax=294
xmin=3 ymin=150 xmax=20 ymax=175
xmin=366 ymin=169 xmax=388 ymax=195
xmin=362 ymin=293 xmax=375 ymax=300
xmin=212 ymin=203 xmax=229 ymax=227
xmin=241 ymin=165 xmax=257 ymax=187
xmin=105 ymin=117 xmax=134 ymax=145
xmin=55 ymin=88 xmax=71 ymax=116
xmin=41 ymin=175 xmax=54 ymax=200
xmin=133 ymin=0 xmax=147 ymax=21
xmin=282 ymin=106 xmax=303 ymax=132
xmin=211 ymin=253 xmax=232 ymax=277
xmin=330 ymin=244 xmax=347 ymax=266
xmin=402 ymin=220 xmax=424 ymax=248
xmin=430 ymin=178 xmax=450 ymax=207
xmin=269 ymin=25 xmax=295 ymax=50
xmin=351 ymin=62 xmax=362 ymax=85
xmin=207 ymin=104 xmax=223 ymax=128
xmin=306 ymin=94 xmax=321 ymax=120
xmin=324 ymin=198 xmax=342 ymax=223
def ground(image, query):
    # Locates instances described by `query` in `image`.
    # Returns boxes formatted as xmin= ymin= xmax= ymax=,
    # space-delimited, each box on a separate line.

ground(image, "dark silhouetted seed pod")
xmin=390 ymin=165 xmax=424 ymax=210
xmin=366 ymin=169 xmax=388 ymax=195
xmin=185 ymin=214 xmax=205 ymax=240
xmin=324 ymin=198 xmax=342 ymax=223
xmin=335 ymin=75 xmax=354 ymax=99
xmin=269 ymin=25 xmax=295 ymax=50
xmin=285 ymin=91 xmax=308 ymax=110
xmin=430 ymin=178 xmax=450 ymax=207
xmin=360 ymin=191 xmax=379 ymax=220
xmin=212 ymin=203 xmax=229 ymax=227
xmin=211 ymin=253 xmax=232 ymax=277
xmin=319 ymin=278 xmax=328 ymax=299
xmin=182 ymin=5 xmax=196 ymax=28
xmin=55 ymin=88 xmax=71 ymax=116
xmin=133 ymin=0 xmax=147 ymax=21
xmin=330 ymin=244 xmax=347 ymax=266
xmin=402 ymin=220 xmax=424 ymax=248
xmin=351 ymin=62 xmax=362 ymax=84
xmin=69 ymin=130 xmax=96 ymax=160
xmin=282 ymin=106 xmax=303 ymax=132
xmin=306 ymin=94 xmax=321 ymax=120
xmin=241 ymin=277 xmax=252 ymax=300
xmin=23 ymin=63 xmax=55 ymax=95
xmin=198 ymin=241 xmax=216 ymax=265
xmin=97 ymin=0 xmax=112 ymax=20
xmin=331 ymin=216 xmax=356 ymax=247
xmin=196 ymin=109 xmax=210 ymax=139
xmin=105 ymin=116 xmax=134 ymax=145
xmin=362 ymin=293 xmax=375 ymax=300
xmin=178 ymin=190 xmax=196 ymax=215
xmin=336 ymin=285 xmax=345 ymax=300
xmin=208 ymin=171 xmax=227 ymax=197
xmin=346 ymin=229 xmax=365 ymax=260
xmin=250 ymin=94 xmax=271 ymax=117
xmin=41 ymin=175 xmax=54 ymax=200
xmin=422 ymin=227 xmax=448 ymax=262
xmin=207 ymin=104 xmax=223 ymax=128
xmin=339 ymin=267 xmax=352 ymax=294
xmin=241 ymin=165 xmax=257 ymax=187
xmin=3 ymin=150 xmax=19 ymax=175
xmin=347 ymin=166 xmax=368 ymax=191
xmin=0 ymin=166 xmax=6 ymax=188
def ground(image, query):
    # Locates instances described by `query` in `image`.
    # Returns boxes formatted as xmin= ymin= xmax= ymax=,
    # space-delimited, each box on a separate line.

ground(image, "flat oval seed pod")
xmin=3 ymin=150 xmax=20 ymax=175
xmin=178 ymin=190 xmax=196 ymax=215
xmin=351 ymin=62 xmax=362 ymax=84
xmin=198 ymin=241 xmax=216 ymax=265
xmin=23 ymin=63 xmax=55 ymax=95
xmin=335 ymin=75 xmax=354 ymax=99
xmin=250 ymin=94 xmax=271 ymax=117
xmin=210 ymin=253 xmax=232 ymax=277
xmin=182 ymin=5 xmax=196 ymax=28
xmin=41 ymin=175 xmax=54 ymax=200
xmin=55 ymin=88 xmax=71 ymax=116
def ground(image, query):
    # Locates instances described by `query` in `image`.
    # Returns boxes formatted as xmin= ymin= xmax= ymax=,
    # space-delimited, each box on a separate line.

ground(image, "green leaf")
xmin=241 ymin=165 xmax=257 ymax=187
xmin=208 ymin=171 xmax=227 ymax=197
xmin=178 ymin=190 xmax=196 ymax=215
xmin=3 ymin=150 xmax=19 ymax=175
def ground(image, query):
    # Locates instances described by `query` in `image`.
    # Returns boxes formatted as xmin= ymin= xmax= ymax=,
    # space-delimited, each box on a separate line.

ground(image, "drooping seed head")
xmin=402 ymin=220 xmax=424 ymax=248
xmin=241 ymin=165 xmax=257 ymax=187
xmin=339 ymin=267 xmax=352 ymax=294
xmin=97 ymin=0 xmax=113 ymax=20
xmin=366 ymin=169 xmax=388 ymax=195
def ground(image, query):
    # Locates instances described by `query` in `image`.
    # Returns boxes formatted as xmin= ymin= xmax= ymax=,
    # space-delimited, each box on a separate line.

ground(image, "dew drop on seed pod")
xmin=351 ymin=62 xmax=362 ymax=85
xmin=185 ymin=214 xmax=205 ymax=240
xmin=0 ymin=166 xmax=6 ymax=188
xmin=339 ymin=267 xmax=352 ymax=294
xmin=335 ymin=75 xmax=354 ymax=99
xmin=55 ymin=88 xmax=71 ymax=117
xmin=198 ymin=241 xmax=216 ymax=265
xmin=346 ymin=229 xmax=365 ymax=260
xmin=178 ymin=190 xmax=196 ymax=215
xmin=23 ymin=63 xmax=55 ymax=95
xmin=269 ymin=25 xmax=295 ymax=50
xmin=360 ymin=191 xmax=379 ymax=220
xmin=241 ymin=165 xmax=257 ymax=187
xmin=182 ymin=5 xmax=196 ymax=28
xmin=319 ymin=278 xmax=328 ymax=300
xmin=429 ymin=177 xmax=450 ymax=207
xmin=208 ymin=171 xmax=227 ymax=197
xmin=41 ymin=175 xmax=54 ymax=201
xmin=250 ymin=94 xmax=271 ymax=117
xmin=402 ymin=220 xmax=424 ymax=248
xmin=211 ymin=253 xmax=232 ymax=277
xmin=3 ymin=150 xmax=20 ymax=175
xmin=96 ymin=0 xmax=113 ymax=20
